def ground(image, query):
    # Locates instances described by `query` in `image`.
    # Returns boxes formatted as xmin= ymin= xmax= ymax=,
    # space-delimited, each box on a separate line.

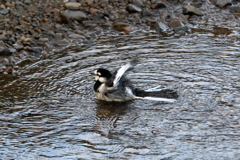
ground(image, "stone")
xmin=155 ymin=2 xmax=167 ymax=9
xmin=39 ymin=38 xmax=49 ymax=42
xmin=68 ymin=33 xmax=85 ymax=39
xmin=60 ymin=11 xmax=87 ymax=23
xmin=126 ymin=4 xmax=142 ymax=13
xmin=154 ymin=22 xmax=169 ymax=33
xmin=64 ymin=2 xmax=81 ymax=10
xmin=82 ymin=21 xmax=97 ymax=28
xmin=13 ymin=43 xmax=24 ymax=50
xmin=29 ymin=47 xmax=42 ymax=54
xmin=102 ymin=0 xmax=109 ymax=5
xmin=0 ymin=8 xmax=9 ymax=15
xmin=173 ymin=26 xmax=190 ymax=32
xmin=142 ymin=8 xmax=152 ymax=17
xmin=183 ymin=4 xmax=203 ymax=16
xmin=168 ymin=19 xmax=183 ymax=28
xmin=216 ymin=0 xmax=232 ymax=8
xmin=0 ymin=46 xmax=12 ymax=56
xmin=24 ymin=0 xmax=31 ymax=4
xmin=133 ymin=0 xmax=144 ymax=7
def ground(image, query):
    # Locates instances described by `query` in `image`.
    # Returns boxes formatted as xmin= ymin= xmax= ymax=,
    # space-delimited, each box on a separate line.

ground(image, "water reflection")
xmin=0 ymin=30 xmax=240 ymax=159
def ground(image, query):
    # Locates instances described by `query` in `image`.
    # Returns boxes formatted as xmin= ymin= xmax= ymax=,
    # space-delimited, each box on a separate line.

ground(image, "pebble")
xmin=0 ymin=46 xmax=11 ymax=56
xmin=183 ymin=4 xmax=203 ymax=16
xmin=60 ymin=11 xmax=87 ymax=23
xmin=13 ymin=43 xmax=24 ymax=50
xmin=173 ymin=26 xmax=190 ymax=33
xmin=126 ymin=4 xmax=142 ymax=13
xmin=133 ymin=0 xmax=144 ymax=7
xmin=216 ymin=0 xmax=232 ymax=8
xmin=153 ymin=22 xmax=169 ymax=33
xmin=168 ymin=19 xmax=183 ymax=28
xmin=64 ymin=2 xmax=81 ymax=10
xmin=39 ymin=38 xmax=49 ymax=42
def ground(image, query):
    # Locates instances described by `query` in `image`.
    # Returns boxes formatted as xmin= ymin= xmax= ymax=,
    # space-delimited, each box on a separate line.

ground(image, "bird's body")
xmin=93 ymin=60 xmax=178 ymax=103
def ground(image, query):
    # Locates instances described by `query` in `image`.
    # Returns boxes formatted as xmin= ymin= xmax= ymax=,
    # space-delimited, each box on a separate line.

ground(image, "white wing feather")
xmin=113 ymin=62 xmax=133 ymax=87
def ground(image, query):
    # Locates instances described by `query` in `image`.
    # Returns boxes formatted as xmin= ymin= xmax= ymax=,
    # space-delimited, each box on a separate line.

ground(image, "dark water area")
xmin=0 ymin=30 xmax=240 ymax=159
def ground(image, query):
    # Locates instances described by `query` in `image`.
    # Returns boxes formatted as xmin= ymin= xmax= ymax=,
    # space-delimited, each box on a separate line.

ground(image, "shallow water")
xmin=0 ymin=30 xmax=240 ymax=159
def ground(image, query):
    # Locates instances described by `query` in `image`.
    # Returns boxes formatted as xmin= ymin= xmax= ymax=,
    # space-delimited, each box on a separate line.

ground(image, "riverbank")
xmin=0 ymin=0 xmax=240 ymax=73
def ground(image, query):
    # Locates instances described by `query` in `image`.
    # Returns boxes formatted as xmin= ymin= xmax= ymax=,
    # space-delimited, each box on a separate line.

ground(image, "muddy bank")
xmin=0 ymin=0 xmax=240 ymax=73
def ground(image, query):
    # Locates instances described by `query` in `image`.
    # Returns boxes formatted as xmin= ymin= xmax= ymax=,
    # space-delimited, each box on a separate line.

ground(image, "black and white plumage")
xmin=93 ymin=60 xmax=178 ymax=102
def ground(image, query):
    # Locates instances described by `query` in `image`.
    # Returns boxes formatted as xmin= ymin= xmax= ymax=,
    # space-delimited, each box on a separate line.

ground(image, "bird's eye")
xmin=97 ymin=72 xmax=101 ymax=76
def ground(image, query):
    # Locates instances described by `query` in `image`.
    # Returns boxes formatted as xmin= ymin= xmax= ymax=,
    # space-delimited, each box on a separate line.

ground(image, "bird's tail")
xmin=126 ymin=87 xmax=178 ymax=103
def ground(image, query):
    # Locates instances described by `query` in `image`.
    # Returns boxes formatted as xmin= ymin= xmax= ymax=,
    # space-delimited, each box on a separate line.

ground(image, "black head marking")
xmin=96 ymin=68 xmax=112 ymax=78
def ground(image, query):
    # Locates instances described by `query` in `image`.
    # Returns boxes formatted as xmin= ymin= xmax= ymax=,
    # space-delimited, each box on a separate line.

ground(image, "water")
xmin=0 ymin=30 xmax=240 ymax=159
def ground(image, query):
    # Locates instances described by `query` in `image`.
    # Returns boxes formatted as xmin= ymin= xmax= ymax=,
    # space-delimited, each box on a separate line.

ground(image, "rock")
xmin=82 ymin=21 xmax=97 ymax=28
xmin=24 ymin=0 xmax=31 ymax=4
xmin=113 ymin=22 xmax=133 ymax=33
xmin=28 ymin=47 xmax=42 ymax=54
xmin=54 ymin=39 xmax=71 ymax=47
xmin=153 ymin=22 xmax=169 ymax=33
xmin=102 ymin=0 xmax=109 ymax=5
xmin=0 ymin=8 xmax=9 ymax=15
xmin=89 ymin=8 xmax=99 ymax=14
xmin=13 ymin=43 xmax=24 ymax=50
xmin=155 ymin=2 xmax=167 ymax=9
xmin=0 ymin=46 xmax=12 ymax=56
xmin=173 ymin=26 xmax=190 ymax=32
xmin=142 ymin=8 xmax=152 ymax=17
xmin=20 ymin=20 xmax=31 ymax=26
xmin=183 ymin=4 xmax=203 ymax=16
xmin=133 ymin=0 xmax=144 ymax=7
xmin=60 ymin=11 xmax=87 ymax=23
xmin=126 ymin=4 xmax=142 ymax=13
xmin=84 ymin=0 xmax=94 ymax=4
xmin=168 ymin=19 xmax=183 ymax=28
xmin=68 ymin=34 xmax=85 ymax=39
xmin=39 ymin=38 xmax=49 ymax=42
xmin=64 ymin=2 xmax=81 ymax=10
xmin=216 ymin=0 xmax=232 ymax=8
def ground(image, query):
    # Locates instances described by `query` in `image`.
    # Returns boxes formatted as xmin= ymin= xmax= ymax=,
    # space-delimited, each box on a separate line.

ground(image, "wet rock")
xmin=173 ymin=26 xmax=190 ymax=33
xmin=142 ymin=8 xmax=152 ymax=17
xmin=155 ymin=2 xmax=167 ymax=9
xmin=54 ymin=39 xmax=71 ymax=47
xmin=0 ymin=8 xmax=9 ymax=15
xmin=168 ymin=19 xmax=183 ymax=28
xmin=183 ymin=4 xmax=203 ymax=16
xmin=113 ymin=22 xmax=133 ymax=33
xmin=153 ymin=22 xmax=169 ymax=33
xmin=126 ymin=4 xmax=142 ymax=13
xmin=28 ymin=47 xmax=43 ymax=54
xmin=24 ymin=0 xmax=31 ymax=4
xmin=0 ymin=46 xmax=12 ymax=56
xmin=216 ymin=0 xmax=232 ymax=8
xmin=102 ymin=0 xmax=109 ymax=5
xmin=89 ymin=8 xmax=99 ymax=14
xmin=82 ymin=21 xmax=97 ymax=28
xmin=64 ymin=2 xmax=81 ymax=10
xmin=60 ymin=11 xmax=87 ymax=23
xmin=20 ymin=20 xmax=31 ymax=26
xmin=13 ymin=43 xmax=24 ymax=50
xmin=68 ymin=33 xmax=85 ymax=39
xmin=39 ymin=38 xmax=49 ymax=42
xmin=133 ymin=0 xmax=144 ymax=7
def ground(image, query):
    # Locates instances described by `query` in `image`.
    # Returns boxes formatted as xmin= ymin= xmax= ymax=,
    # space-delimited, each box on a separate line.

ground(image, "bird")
xmin=93 ymin=59 xmax=178 ymax=103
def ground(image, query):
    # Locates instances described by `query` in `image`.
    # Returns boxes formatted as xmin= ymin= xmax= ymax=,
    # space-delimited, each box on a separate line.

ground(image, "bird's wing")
xmin=112 ymin=59 xmax=139 ymax=87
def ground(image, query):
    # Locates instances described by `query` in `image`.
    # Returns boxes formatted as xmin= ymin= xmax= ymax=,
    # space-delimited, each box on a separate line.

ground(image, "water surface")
xmin=0 ymin=30 xmax=240 ymax=159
